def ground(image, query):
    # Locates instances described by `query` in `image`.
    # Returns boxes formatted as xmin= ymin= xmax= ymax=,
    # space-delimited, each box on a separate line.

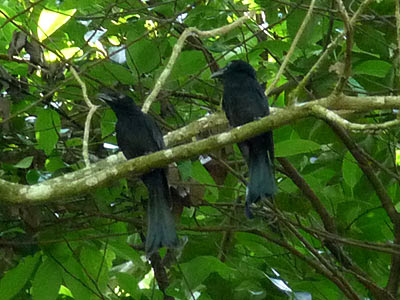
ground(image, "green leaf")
xmin=180 ymin=256 xmax=232 ymax=288
xmin=171 ymin=50 xmax=207 ymax=79
xmin=62 ymin=257 xmax=92 ymax=300
xmin=115 ymin=273 xmax=140 ymax=297
xmin=256 ymin=40 xmax=290 ymax=59
xmin=191 ymin=161 xmax=218 ymax=201
xmin=342 ymin=151 xmax=362 ymax=189
xmin=65 ymin=137 xmax=82 ymax=147
xmin=38 ymin=8 xmax=76 ymax=41
xmin=275 ymin=139 xmax=320 ymax=157
xmin=26 ymin=169 xmax=41 ymax=184
xmin=0 ymin=253 xmax=41 ymax=300
xmin=177 ymin=160 xmax=192 ymax=181
xmin=108 ymin=240 xmax=141 ymax=263
xmin=45 ymin=156 xmax=66 ymax=172
xmin=127 ymin=34 xmax=160 ymax=74
xmin=35 ymin=108 xmax=60 ymax=155
xmin=32 ymin=258 xmax=62 ymax=300
xmin=101 ymin=109 xmax=116 ymax=138
xmin=14 ymin=156 xmax=33 ymax=168
xmin=89 ymin=63 xmax=137 ymax=85
xmin=80 ymin=246 xmax=111 ymax=292
xmin=287 ymin=10 xmax=322 ymax=49
xmin=353 ymin=60 xmax=392 ymax=78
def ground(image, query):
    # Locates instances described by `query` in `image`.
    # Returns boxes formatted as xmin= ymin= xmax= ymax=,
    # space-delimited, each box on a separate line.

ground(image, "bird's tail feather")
xmin=245 ymin=149 xmax=276 ymax=218
xmin=142 ymin=170 xmax=179 ymax=256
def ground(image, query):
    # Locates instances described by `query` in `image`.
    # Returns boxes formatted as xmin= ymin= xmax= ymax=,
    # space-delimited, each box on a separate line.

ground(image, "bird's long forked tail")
xmin=142 ymin=170 xmax=179 ymax=257
xmin=245 ymin=148 xmax=277 ymax=218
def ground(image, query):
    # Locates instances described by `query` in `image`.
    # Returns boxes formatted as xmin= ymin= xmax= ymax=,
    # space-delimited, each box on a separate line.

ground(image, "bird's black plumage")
xmin=212 ymin=60 xmax=277 ymax=217
xmin=98 ymin=91 xmax=178 ymax=256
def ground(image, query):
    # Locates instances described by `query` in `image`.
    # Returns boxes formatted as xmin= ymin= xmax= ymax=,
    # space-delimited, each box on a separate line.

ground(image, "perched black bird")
xmin=212 ymin=60 xmax=277 ymax=217
xmin=98 ymin=91 xmax=178 ymax=256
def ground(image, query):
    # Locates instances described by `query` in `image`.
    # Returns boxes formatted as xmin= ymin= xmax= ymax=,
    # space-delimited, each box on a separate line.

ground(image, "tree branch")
xmin=70 ymin=66 xmax=99 ymax=167
xmin=265 ymin=0 xmax=316 ymax=100
xmin=0 ymin=94 xmax=400 ymax=204
xmin=141 ymin=12 xmax=255 ymax=113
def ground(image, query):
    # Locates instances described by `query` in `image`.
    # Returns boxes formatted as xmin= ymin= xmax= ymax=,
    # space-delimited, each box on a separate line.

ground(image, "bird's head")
xmin=211 ymin=60 xmax=257 ymax=80
xmin=97 ymin=89 xmax=138 ymax=112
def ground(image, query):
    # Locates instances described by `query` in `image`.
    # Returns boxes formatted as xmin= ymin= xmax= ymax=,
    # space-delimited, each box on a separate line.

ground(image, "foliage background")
xmin=0 ymin=0 xmax=399 ymax=299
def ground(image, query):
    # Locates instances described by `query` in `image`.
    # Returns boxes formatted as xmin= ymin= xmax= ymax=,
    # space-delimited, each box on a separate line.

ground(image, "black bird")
xmin=212 ymin=60 xmax=277 ymax=217
xmin=98 ymin=91 xmax=178 ymax=256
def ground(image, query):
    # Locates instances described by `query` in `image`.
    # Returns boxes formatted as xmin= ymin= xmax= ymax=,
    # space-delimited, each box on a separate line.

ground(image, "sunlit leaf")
xmin=38 ymin=9 xmax=76 ymax=41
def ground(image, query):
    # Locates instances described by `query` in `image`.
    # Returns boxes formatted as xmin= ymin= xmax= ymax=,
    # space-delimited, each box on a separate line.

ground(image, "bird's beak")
xmin=97 ymin=93 xmax=113 ymax=103
xmin=211 ymin=67 xmax=227 ymax=79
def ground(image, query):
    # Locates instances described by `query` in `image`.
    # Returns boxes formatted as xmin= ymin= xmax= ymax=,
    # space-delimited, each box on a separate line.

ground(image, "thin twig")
xmin=0 ymin=0 xmax=45 ymax=30
xmin=70 ymin=66 xmax=99 ymax=167
xmin=266 ymin=0 xmax=316 ymax=101
xmin=141 ymin=12 xmax=255 ymax=113
xmin=329 ymin=122 xmax=400 ymax=227
xmin=293 ymin=0 xmax=374 ymax=100
xmin=395 ymin=0 xmax=400 ymax=119
xmin=333 ymin=0 xmax=353 ymax=94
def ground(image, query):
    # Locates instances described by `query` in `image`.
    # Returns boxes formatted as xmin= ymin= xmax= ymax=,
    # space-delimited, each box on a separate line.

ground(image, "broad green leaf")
xmin=275 ymin=139 xmax=320 ymax=157
xmin=45 ymin=156 xmax=66 ymax=172
xmin=62 ymin=257 xmax=92 ymax=300
xmin=203 ymin=272 xmax=234 ymax=300
xmin=219 ymin=173 xmax=238 ymax=201
xmin=59 ymin=285 xmax=73 ymax=297
xmin=101 ymin=109 xmax=116 ymax=138
xmin=191 ymin=160 xmax=218 ymax=201
xmin=127 ymin=35 xmax=160 ymax=74
xmin=14 ymin=156 xmax=33 ymax=168
xmin=108 ymin=240 xmax=142 ymax=263
xmin=177 ymin=160 xmax=192 ymax=181
xmin=0 ymin=253 xmax=41 ymax=300
xmin=115 ymin=273 xmax=141 ymax=297
xmin=26 ymin=169 xmax=41 ymax=184
xmin=171 ymin=50 xmax=207 ymax=79
xmin=353 ymin=60 xmax=392 ymax=78
xmin=287 ymin=10 xmax=322 ymax=48
xmin=65 ymin=137 xmax=82 ymax=147
xmin=35 ymin=108 xmax=61 ymax=155
xmin=342 ymin=151 xmax=362 ymax=189
xmin=80 ymin=246 xmax=111 ymax=292
xmin=256 ymin=40 xmax=290 ymax=59
xmin=0 ymin=7 xmax=18 ymax=43
xmin=102 ymin=63 xmax=136 ymax=85
xmin=32 ymin=258 xmax=62 ymax=300
xmin=354 ymin=26 xmax=389 ymax=58
xmin=191 ymin=161 xmax=215 ymax=186
xmin=38 ymin=9 xmax=76 ymax=41
xmin=180 ymin=256 xmax=232 ymax=288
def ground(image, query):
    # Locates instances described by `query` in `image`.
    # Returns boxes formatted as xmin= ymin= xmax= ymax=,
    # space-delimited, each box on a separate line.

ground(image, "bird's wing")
xmin=142 ymin=113 xmax=165 ymax=151
xmin=255 ymin=85 xmax=270 ymax=115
